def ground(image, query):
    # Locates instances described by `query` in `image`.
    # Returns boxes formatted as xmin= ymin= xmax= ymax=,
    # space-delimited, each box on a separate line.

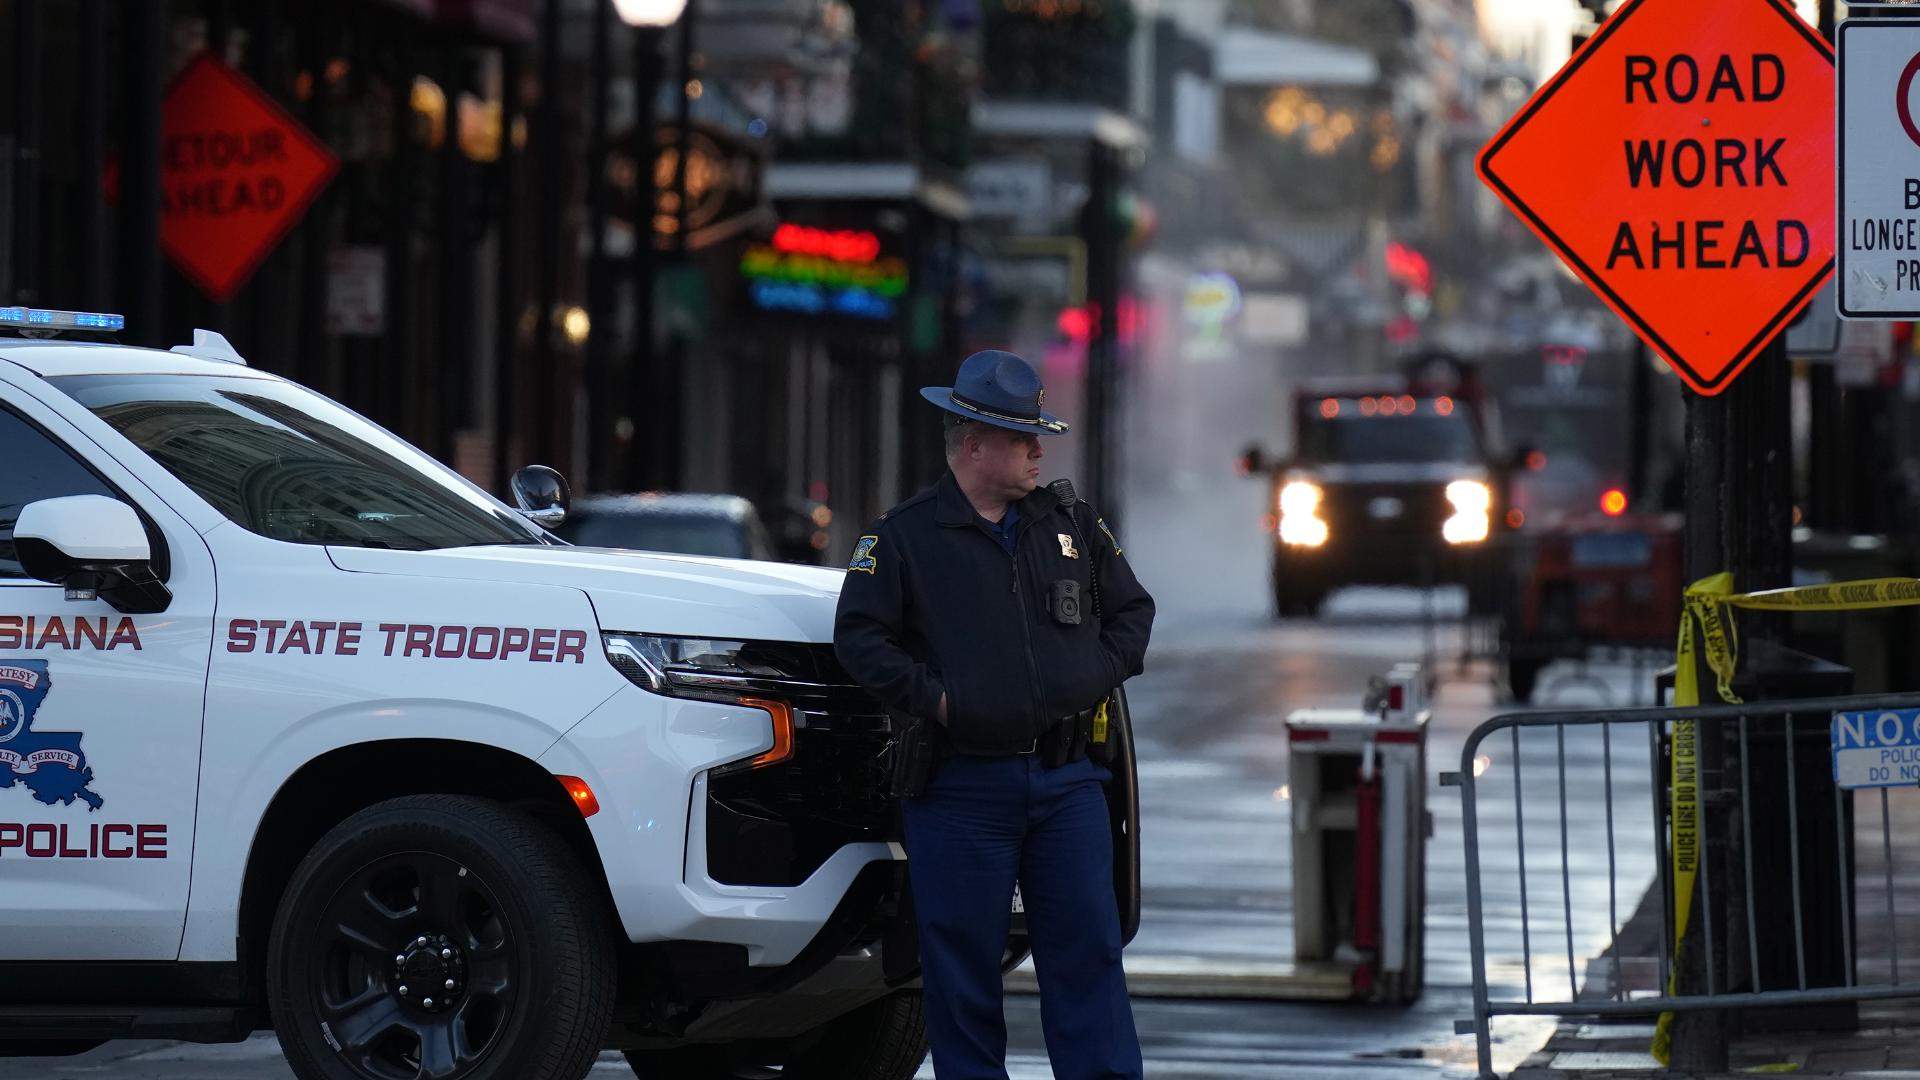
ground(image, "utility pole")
xmin=531 ymin=0 xmax=564 ymax=470
xmin=626 ymin=23 xmax=663 ymax=489
xmin=586 ymin=0 xmax=613 ymax=491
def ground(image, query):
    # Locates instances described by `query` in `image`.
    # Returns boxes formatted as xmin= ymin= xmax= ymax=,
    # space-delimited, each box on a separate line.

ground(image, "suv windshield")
xmin=1300 ymin=414 xmax=1481 ymax=465
xmin=52 ymin=373 xmax=543 ymax=551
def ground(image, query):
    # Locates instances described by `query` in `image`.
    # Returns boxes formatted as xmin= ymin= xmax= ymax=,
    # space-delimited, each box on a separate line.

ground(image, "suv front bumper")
xmin=542 ymin=685 xmax=902 ymax=968
xmin=1275 ymin=536 xmax=1484 ymax=587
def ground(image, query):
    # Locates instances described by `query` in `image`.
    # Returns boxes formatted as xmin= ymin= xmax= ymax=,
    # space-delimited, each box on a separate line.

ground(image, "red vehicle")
xmin=1500 ymin=509 xmax=1685 ymax=701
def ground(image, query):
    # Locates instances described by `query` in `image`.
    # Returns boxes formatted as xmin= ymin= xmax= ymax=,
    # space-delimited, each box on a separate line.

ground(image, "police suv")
xmin=0 ymin=310 xmax=940 ymax=1080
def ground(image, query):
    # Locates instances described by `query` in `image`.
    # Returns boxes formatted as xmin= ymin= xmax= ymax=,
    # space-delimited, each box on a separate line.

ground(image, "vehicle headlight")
xmin=602 ymin=633 xmax=797 ymax=771
xmin=1446 ymin=480 xmax=1492 ymax=513
xmin=1277 ymin=480 xmax=1328 ymax=548
xmin=1279 ymin=480 xmax=1323 ymax=517
xmin=1443 ymin=480 xmax=1492 ymax=545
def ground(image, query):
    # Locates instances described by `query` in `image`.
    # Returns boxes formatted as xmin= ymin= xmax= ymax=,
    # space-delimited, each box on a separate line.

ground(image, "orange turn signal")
xmin=738 ymin=697 xmax=796 ymax=770
xmin=554 ymin=774 xmax=600 ymax=818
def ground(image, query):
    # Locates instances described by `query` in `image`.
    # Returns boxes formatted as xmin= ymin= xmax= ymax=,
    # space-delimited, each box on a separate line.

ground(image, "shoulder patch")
xmin=1096 ymin=517 xmax=1123 ymax=556
xmin=848 ymin=535 xmax=880 ymax=574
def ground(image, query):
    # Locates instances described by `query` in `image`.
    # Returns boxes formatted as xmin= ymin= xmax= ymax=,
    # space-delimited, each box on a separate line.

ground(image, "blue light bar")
xmin=0 ymin=307 xmax=126 ymax=332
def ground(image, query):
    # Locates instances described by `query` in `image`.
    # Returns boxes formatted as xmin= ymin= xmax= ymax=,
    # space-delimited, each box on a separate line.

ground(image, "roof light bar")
xmin=0 ymin=307 xmax=126 ymax=332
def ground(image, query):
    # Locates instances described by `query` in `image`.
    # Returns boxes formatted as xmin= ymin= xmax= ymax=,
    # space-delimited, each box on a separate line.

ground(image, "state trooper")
xmin=834 ymin=350 xmax=1155 ymax=1080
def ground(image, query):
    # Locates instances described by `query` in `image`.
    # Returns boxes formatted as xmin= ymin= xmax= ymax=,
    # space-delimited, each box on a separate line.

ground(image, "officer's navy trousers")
xmin=901 ymin=754 xmax=1143 ymax=1080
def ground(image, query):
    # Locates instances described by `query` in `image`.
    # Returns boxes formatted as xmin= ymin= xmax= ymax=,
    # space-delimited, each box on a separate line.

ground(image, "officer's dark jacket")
xmin=833 ymin=472 xmax=1155 ymax=755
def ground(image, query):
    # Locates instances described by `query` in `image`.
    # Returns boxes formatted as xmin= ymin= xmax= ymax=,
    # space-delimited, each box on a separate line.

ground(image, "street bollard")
xmin=1285 ymin=678 xmax=1431 ymax=1003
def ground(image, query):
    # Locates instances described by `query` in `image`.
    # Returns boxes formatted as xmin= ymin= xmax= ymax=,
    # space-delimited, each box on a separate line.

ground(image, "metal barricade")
xmin=1452 ymin=691 xmax=1920 ymax=1077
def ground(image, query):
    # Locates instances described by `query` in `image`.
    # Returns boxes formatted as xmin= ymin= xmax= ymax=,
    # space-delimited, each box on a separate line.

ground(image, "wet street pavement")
xmin=1 ymin=485 xmax=1656 ymax=1079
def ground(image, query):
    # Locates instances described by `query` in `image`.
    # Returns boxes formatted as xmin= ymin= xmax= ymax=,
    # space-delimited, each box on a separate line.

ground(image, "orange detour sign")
xmin=1477 ymin=0 xmax=1834 ymax=395
xmin=160 ymin=54 xmax=340 ymax=302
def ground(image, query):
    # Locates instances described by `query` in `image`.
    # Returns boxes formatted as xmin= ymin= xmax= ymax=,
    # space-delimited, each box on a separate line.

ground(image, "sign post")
xmin=1479 ymin=0 xmax=1836 ymax=1067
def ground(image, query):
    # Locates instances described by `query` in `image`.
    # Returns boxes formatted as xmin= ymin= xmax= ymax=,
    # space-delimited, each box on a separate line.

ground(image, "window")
xmin=53 ymin=374 xmax=544 ymax=552
xmin=0 ymin=408 xmax=117 ymax=580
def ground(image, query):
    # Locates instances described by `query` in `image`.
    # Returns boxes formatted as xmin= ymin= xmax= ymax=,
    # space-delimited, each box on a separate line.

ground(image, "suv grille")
xmin=705 ymin=646 xmax=899 ymax=887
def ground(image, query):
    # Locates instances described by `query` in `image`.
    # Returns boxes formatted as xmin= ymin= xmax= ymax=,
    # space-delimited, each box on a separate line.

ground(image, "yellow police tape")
xmin=1651 ymin=573 xmax=1920 ymax=1063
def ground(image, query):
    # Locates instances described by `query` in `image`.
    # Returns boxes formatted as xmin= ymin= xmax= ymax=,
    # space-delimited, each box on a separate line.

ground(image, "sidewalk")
xmin=1510 ymin=783 xmax=1920 ymax=1079
xmin=1513 ymin=1001 xmax=1920 ymax=1079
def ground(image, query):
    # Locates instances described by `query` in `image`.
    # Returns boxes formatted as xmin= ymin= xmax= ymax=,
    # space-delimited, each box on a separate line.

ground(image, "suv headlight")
xmin=1278 ymin=479 xmax=1329 ymax=547
xmin=603 ymin=633 xmax=790 ymax=698
xmin=1446 ymin=480 xmax=1492 ymax=513
xmin=1279 ymin=480 xmax=1322 ymax=517
xmin=602 ymin=633 xmax=796 ymax=772
xmin=1443 ymin=480 xmax=1492 ymax=544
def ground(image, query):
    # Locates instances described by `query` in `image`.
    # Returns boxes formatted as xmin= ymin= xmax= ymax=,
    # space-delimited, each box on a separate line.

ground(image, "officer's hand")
xmin=938 ymin=693 xmax=948 ymax=725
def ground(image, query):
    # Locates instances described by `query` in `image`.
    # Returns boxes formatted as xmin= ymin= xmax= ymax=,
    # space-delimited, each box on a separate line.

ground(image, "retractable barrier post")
xmin=1286 ymin=680 xmax=1430 ymax=1003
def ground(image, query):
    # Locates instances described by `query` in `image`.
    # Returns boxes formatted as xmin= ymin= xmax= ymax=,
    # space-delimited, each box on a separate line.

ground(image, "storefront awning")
xmin=971 ymin=102 xmax=1145 ymax=150
xmin=764 ymin=163 xmax=970 ymax=220
xmin=1214 ymin=28 xmax=1379 ymax=88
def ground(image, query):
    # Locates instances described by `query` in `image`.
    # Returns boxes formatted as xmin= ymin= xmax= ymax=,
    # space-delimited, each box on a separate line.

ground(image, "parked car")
xmin=556 ymin=493 xmax=778 ymax=561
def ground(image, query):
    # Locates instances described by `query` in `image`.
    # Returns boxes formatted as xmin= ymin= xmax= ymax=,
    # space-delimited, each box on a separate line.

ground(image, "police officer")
xmin=834 ymin=350 xmax=1155 ymax=1080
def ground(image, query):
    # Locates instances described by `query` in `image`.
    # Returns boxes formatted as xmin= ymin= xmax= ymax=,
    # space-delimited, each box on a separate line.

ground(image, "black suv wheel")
xmin=268 ymin=795 xmax=614 ymax=1080
xmin=623 ymin=991 xmax=928 ymax=1080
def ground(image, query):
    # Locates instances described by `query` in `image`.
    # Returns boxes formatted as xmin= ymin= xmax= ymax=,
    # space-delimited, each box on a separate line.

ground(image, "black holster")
xmin=889 ymin=713 xmax=937 ymax=798
xmin=1039 ymin=708 xmax=1095 ymax=769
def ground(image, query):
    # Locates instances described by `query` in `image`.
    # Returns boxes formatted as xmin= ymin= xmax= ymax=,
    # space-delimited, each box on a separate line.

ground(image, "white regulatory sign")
xmin=1832 ymin=707 xmax=1920 ymax=789
xmin=1838 ymin=19 xmax=1920 ymax=318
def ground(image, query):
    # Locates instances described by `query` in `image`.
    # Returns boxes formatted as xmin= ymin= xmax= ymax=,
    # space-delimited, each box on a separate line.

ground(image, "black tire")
xmin=787 ymin=991 xmax=928 ymax=1080
xmin=1272 ymin=564 xmax=1316 ymax=619
xmin=1274 ymin=585 xmax=1325 ymax=619
xmin=623 ymin=992 xmax=928 ymax=1080
xmin=267 ymin=795 xmax=614 ymax=1080
xmin=1507 ymin=657 xmax=1544 ymax=703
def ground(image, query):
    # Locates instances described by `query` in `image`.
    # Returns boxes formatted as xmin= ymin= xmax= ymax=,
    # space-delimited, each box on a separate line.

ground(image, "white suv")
xmin=0 ymin=313 xmax=953 ymax=1080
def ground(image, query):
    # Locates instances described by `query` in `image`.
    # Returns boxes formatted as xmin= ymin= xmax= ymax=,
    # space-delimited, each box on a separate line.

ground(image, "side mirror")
xmin=1236 ymin=444 xmax=1267 ymax=477
xmin=14 ymin=495 xmax=171 ymax=615
xmin=511 ymin=465 xmax=571 ymax=528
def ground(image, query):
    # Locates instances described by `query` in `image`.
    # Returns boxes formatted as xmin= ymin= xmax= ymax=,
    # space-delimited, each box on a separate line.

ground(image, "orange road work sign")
xmin=160 ymin=53 xmax=339 ymax=302
xmin=1477 ymin=0 xmax=1835 ymax=395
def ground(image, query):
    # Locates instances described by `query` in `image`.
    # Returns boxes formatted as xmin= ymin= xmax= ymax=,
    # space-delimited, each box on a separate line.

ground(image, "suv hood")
xmin=1305 ymin=463 xmax=1488 ymax=485
xmin=328 ymin=545 xmax=846 ymax=642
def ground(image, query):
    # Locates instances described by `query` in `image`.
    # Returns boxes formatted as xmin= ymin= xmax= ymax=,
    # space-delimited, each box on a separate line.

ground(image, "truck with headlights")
xmin=1240 ymin=356 xmax=1524 ymax=617
xmin=0 ymin=310 xmax=1150 ymax=1080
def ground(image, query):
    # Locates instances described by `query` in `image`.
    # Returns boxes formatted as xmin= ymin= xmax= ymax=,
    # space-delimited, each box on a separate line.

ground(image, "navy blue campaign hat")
xmin=919 ymin=350 xmax=1069 ymax=435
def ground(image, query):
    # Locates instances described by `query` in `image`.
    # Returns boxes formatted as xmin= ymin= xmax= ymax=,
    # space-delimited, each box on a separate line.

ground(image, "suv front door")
xmin=0 ymin=393 xmax=213 ymax=959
